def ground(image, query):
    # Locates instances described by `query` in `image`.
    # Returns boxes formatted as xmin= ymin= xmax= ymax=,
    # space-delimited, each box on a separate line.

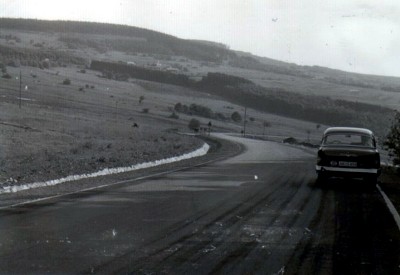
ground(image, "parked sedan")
xmin=316 ymin=127 xmax=381 ymax=184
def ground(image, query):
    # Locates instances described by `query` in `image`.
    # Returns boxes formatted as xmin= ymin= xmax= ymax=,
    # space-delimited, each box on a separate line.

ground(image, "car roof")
xmin=323 ymin=127 xmax=374 ymax=136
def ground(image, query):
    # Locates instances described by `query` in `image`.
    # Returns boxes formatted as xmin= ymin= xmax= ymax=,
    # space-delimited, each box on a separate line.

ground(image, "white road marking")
xmin=377 ymin=184 xmax=400 ymax=232
xmin=0 ymin=143 xmax=210 ymax=194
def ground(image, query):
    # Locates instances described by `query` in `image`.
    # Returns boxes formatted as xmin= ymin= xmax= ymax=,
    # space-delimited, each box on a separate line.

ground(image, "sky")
xmin=1 ymin=0 xmax=400 ymax=77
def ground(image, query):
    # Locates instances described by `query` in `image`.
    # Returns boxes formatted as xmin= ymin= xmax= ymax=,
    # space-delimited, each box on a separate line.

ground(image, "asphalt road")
xmin=0 ymin=134 xmax=399 ymax=274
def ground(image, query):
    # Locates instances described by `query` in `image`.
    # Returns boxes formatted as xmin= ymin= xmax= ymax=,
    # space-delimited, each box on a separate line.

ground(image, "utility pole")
xmin=243 ymin=107 xmax=247 ymax=137
xmin=19 ymin=70 xmax=22 ymax=109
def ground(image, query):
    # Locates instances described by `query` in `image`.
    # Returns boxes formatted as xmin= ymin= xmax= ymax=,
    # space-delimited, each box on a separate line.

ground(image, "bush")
xmin=175 ymin=102 xmax=216 ymax=118
xmin=174 ymin=102 xmax=183 ymax=112
xmin=188 ymin=118 xmax=200 ymax=132
xmin=384 ymin=111 xmax=400 ymax=165
xmin=63 ymin=78 xmax=71 ymax=85
xmin=231 ymin=111 xmax=242 ymax=122
xmin=189 ymin=103 xmax=213 ymax=118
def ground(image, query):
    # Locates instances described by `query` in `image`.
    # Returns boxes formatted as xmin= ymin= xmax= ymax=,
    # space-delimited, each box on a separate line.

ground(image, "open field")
xmin=0 ymin=65 xmax=206 ymax=185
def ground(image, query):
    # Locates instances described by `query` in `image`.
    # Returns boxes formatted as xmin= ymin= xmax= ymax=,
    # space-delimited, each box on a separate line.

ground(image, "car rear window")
xmin=323 ymin=133 xmax=374 ymax=147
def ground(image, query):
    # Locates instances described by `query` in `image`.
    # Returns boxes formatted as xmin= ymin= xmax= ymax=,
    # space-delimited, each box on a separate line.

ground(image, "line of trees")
xmin=195 ymin=73 xmax=392 ymax=137
xmin=91 ymin=60 xmax=192 ymax=86
xmin=0 ymin=44 xmax=85 ymax=68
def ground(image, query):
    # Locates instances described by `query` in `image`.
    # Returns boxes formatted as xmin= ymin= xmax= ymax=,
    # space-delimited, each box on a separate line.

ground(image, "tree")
xmin=188 ymin=118 xmax=200 ymax=132
xmin=384 ymin=111 xmax=400 ymax=165
xmin=231 ymin=111 xmax=242 ymax=122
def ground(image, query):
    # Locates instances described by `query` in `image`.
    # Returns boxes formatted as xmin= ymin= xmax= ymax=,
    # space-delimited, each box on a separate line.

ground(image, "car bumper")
xmin=316 ymin=165 xmax=380 ymax=175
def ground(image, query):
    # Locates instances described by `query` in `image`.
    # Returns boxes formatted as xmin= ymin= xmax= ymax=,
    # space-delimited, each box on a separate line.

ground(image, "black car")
xmin=316 ymin=127 xmax=381 ymax=184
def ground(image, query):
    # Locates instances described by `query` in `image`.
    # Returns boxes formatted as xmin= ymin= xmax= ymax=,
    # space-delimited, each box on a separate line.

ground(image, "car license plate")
xmin=339 ymin=161 xmax=357 ymax=167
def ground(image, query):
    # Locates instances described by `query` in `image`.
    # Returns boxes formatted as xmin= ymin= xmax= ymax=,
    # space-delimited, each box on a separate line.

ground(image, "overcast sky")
xmin=1 ymin=0 xmax=400 ymax=77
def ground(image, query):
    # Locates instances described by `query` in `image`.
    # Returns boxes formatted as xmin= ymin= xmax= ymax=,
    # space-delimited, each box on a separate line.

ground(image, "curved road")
xmin=0 ymin=134 xmax=399 ymax=274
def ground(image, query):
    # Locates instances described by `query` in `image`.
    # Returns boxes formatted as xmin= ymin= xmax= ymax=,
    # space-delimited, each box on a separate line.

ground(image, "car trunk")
xmin=319 ymin=146 xmax=379 ymax=168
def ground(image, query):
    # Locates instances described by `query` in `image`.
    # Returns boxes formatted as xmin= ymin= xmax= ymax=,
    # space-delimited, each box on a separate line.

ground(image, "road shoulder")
xmin=379 ymin=167 xmax=400 ymax=227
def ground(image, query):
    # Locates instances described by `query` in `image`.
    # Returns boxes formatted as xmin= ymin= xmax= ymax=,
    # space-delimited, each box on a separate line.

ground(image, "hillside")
xmin=2 ymin=18 xmax=400 ymax=87
xmin=1 ymin=18 xmax=399 ymax=138
xmin=0 ymin=18 xmax=235 ymax=63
